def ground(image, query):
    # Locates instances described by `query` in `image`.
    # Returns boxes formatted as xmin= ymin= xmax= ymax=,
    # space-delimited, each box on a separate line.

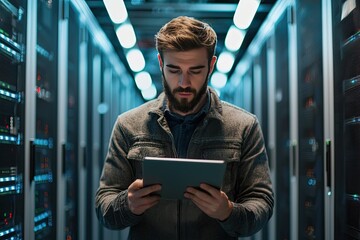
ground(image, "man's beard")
xmin=162 ymin=71 xmax=209 ymax=113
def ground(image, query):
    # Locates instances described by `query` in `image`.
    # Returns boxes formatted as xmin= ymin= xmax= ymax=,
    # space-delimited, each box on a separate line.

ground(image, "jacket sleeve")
xmin=95 ymin=117 xmax=143 ymax=229
xmin=219 ymin=118 xmax=274 ymax=237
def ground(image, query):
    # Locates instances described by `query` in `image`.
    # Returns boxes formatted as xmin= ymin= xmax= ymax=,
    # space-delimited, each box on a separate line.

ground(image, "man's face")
xmin=158 ymin=48 xmax=216 ymax=115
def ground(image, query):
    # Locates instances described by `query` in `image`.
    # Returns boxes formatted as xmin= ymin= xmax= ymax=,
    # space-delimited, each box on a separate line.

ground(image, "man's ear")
xmin=209 ymin=55 xmax=217 ymax=75
xmin=157 ymin=53 xmax=163 ymax=70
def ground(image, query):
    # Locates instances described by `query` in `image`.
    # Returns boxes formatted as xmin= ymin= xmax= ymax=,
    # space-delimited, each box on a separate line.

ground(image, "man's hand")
xmin=184 ymin=183 xmax=233 ymax=221
xmin=127 ymin=179 xmax=162 ymax=215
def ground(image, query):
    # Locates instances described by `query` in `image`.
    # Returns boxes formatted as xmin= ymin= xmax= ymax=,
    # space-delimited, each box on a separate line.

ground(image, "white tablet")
xmin=143 ymin=156 xmax=227 ymax=199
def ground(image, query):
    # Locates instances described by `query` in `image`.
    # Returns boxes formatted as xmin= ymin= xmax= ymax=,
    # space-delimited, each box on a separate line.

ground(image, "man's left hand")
xmin=184 ymin=184 xmax=233 ymax=221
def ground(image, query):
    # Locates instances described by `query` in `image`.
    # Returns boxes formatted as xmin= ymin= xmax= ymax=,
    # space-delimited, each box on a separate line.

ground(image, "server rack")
xmin=77 ymin=24 xmax=88 ymax=240
xmin=296 ymin=1 xmax=325 ymax=239
xmin=85 ymin=35 xmax=101 ymax=240
xmin=64 ymin=2 xmax=80 ymax=239
xmin=333 ymin=0 xmax=360 ymax=239
xmin=0 ymin=0 xmax=26 ymax=239
xmin=253 ymin=39 xmax=270 ymax=240
xmin=32 ymin=0 xmax=59 ymax=238
xmin=266 ymin=33 xmax=276 ymax=240
xmin=99 ymin=54 xmax=110 ymax=240
xmin=257 ymin=45 xmax=269 ymax=153
xmin=274 ymin=11 xmax=290 ymax=240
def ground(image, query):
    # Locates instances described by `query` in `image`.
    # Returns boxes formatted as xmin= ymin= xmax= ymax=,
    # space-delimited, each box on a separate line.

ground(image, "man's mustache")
xmin=173 ymin=87 xmax=195 ymax=93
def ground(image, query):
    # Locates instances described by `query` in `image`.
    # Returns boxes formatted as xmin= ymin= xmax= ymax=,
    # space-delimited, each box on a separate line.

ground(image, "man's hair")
xmin=155 ymin=16 xmax=217 ymax=63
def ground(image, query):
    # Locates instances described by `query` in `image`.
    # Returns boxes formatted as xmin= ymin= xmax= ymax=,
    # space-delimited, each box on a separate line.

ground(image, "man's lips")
xmin=177 ymin=92 xmax=193 ymax=97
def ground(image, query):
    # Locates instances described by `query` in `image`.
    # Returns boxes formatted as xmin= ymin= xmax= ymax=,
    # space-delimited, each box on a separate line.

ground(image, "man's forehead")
xmin=162 ymin=49 xmax=208 ymax=66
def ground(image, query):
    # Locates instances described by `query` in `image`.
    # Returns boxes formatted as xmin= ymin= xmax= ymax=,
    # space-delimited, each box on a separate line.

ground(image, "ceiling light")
xmin=233 ymin=0 xmax=261 ymax=29
xmin=103 ymin=0 xmax=128 ymax=24
xmin=141 ymin=84 xmax=157 ymax=100
xmin=225 ymin=25 xmax=246 ymax=52
xmin=135 ymin=71 xmax=152 ymax=90
xmin=116 ymin=23 xmax=136 ymax=49
xmin=216 ymin=52 xmax=235 ymax=73
xmin=210 ymin=72 xmax=228 ymax=89
xmin=126 ymin=49 xmax=145 ymax=72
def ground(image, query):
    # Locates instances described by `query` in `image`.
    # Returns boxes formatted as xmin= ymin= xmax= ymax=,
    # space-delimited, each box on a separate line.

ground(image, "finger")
xmin=129 ymin=193 xmax=161 ymax=214
xmin=199 ymin=184 xmax=221 ymax=198
xmin=185 ymin=187 xmax=213 ymax=206
xmin=135 ymin=184 xmax=162 ymax=198
xmin=128 ymin=179 xmax=144 ymax=192
xmin=186 ymin=187 xmax=212 ymax=200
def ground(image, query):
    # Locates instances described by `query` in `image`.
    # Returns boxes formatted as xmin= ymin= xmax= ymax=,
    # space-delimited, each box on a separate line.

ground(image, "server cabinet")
xmin=332 ymin=0 xmax=360 ymax=239
xmin=77 ymin=24 xmax=88 ymax=240
xmin=242 ymin=66 xmax=254 ymax=113
xmin=64 ymin=3 xmax=80 ymax=239
xmin=0 ymin=0 xmax=26 ymax=239
xmin=296 ymin=1 xmax=325 ymax=239
xmin=32 ymin=0 xmax=59 ymax=238
xmin=254 ymin=44 xmax=269 ymax=151
xmin=274 ymin=11 xmax=290 ymax=240
xmin=85 ymin=35 xmax=102 ymax=240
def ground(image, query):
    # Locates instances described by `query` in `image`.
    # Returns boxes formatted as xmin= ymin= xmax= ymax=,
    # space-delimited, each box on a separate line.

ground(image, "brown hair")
xmin=155 ymin=16 xmax=217 ymax=63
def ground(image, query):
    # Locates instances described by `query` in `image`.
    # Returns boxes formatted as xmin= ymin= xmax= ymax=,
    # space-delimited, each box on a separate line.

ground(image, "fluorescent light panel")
xmin=225 ymin=25 xmax=246 ymax=51
xmin=233 ymin=0 xmax=261 ymax=29
xmin=216 ymin=52 xmax=235 ymax=73
xmin=126 ymin=49 xmax=145 ymax=72
xmin=103 ymin=0 xmax=128 ymax=24
xmin=141 ymin=84 xmax=157 ymax=100
xmin=210 ymin=72 xmax=228 ymax=89
xmin=116 ymin=23 xmax=136 ymax=49
xmin=135 ymin=71 xmax=152 ymax=90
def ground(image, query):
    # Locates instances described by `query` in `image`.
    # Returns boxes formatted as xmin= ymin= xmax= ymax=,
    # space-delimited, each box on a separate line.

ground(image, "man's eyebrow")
xmin=165 ymin=64 xmax=205 ymax=70
xmin=165 ymin=64 xmax=180 ymax=69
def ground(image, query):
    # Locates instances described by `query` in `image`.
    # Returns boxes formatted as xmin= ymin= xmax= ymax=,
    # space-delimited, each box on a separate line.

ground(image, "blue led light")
xmin=307 ymin=178 xmax=317 ymax=186
xmin=0 ymin=176 xmax=16 ymax=182
xmin=0 ymin=227 xmax=15 ymax=237
xmin=34 ymin=211 xmax=49 ymax=222
xmin=0 ymin=134 xmax=19 ymax=143
xmin=34 ymin=173 xmax=53 ymax=183
xmin=0 ymin=185 xmax=16 ymax=193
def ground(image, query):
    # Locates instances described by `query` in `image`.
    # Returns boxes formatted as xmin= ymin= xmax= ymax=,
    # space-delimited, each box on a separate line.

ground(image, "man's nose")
xmin=178 ymin=73 xmax=191 ymax=87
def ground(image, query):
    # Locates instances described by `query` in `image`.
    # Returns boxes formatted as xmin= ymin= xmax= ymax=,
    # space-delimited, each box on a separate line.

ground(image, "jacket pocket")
xmin=127 ymin=141 xmax=169 ymax=179
xmin=201 ymin=145 xmax=241 ymax=200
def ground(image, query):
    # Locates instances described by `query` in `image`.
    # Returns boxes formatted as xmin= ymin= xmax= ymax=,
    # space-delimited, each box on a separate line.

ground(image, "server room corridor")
xmin=0 ymin=0 xmax=359 ymax=239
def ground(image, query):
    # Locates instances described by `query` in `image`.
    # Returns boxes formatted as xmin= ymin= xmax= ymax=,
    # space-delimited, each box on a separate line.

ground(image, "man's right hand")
xmin=127 ymin=179 xmax=162 ymax=215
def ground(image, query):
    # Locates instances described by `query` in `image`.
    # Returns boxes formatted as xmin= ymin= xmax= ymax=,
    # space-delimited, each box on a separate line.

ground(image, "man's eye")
xmin=190 ymin=71 xmax=201 ymax=74
xmin=169 ymin=70 xmax=180 ymax=74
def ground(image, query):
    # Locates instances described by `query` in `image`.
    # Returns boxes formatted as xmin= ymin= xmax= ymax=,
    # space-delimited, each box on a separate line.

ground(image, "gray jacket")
xmin=95 ymin=88 xmax=274 ymax=240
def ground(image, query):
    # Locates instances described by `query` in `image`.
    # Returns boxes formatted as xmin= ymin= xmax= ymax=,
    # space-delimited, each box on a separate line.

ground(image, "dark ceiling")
xmin=85 ymin=0 xmax=277 ymax=98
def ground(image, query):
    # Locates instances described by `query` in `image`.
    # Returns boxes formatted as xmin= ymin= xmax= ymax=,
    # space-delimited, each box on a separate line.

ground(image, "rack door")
xmin=0 ymin=0 xmax=26 ymax=239
xmin=296 ymin=0 xmax=325 ymax=239
xmin=334 ymin=0 xmax=360 ymax=239
xmin=32 ymin=0 xmax=59 ymax=238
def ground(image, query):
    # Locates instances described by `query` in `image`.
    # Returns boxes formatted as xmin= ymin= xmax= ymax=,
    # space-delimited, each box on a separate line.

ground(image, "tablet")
xmin=142 ymin=156 xmax=227 ymax=200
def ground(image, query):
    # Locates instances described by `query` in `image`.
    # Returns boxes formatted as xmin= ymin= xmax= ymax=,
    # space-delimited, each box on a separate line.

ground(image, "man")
xmin=95 ymin=16 xmax=274 ymax=240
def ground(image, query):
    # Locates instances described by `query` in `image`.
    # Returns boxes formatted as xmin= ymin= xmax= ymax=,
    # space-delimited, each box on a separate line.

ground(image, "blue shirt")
xmin=164 ymin=92 xmax=210 ymax=158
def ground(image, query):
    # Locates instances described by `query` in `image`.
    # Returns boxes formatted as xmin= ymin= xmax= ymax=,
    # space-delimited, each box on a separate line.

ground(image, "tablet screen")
xmin=142 ymin=157 xmax=226 ymax=199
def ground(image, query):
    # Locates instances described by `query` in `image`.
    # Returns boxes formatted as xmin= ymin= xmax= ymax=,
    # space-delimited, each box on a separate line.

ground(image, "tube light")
xmin=103 ymin=0 xmax=128 ymax=24
xmin=233 ymin=0 xmax=261 ymax=29
xmin=126 ymin=49 xmax=145 ymax=72
xmin=216 ymin=52 xmax=235 ymax=73
xmin=210 ymin=72 xmax=228 ymax=89
xmin=225 ymin=25 xmax=246 ymax=52
xmin=141 ymin=84 xmax=157 ymax=100
xmin=135 ymin=71 xmax=152 ymax=90
xmin=116 ymin=23 xmax=136 ymax=49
